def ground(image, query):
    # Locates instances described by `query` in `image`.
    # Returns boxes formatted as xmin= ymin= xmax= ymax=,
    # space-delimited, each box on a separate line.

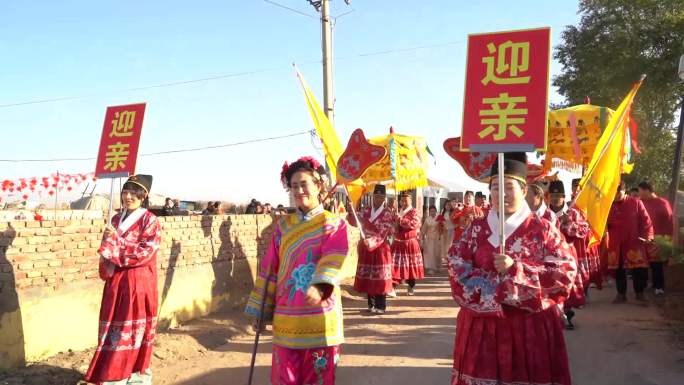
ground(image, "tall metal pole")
xmin=320 ymin=0 xmax=335 ymax=186
xmin=321 ymin=0 xmax=334 ymax=126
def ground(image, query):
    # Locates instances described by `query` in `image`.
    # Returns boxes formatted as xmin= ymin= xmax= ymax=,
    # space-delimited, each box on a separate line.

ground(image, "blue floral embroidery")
xmin=286 ymin=250 xmax=316 ymax=302
xmin=314 ymin=355 xmax=328 ymax=370
xmin=312 ymin=350 xmax=328 ymax=385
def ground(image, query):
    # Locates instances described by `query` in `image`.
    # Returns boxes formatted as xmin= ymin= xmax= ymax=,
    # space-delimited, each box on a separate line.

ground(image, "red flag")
xmin=337 ymin=129 xmax=387 ymax=184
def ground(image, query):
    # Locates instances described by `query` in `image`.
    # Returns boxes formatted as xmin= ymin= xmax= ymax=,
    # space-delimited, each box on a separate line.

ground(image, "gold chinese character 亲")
xmin=478 ymin=93 xmax=527 ymax=141
xmin=104 ymin=142 xmax=130 ymax=171
xmin=109 ymin=110 xmax=136 ymax=138
xmin=481 ymin=40 xmax=531 ymax=85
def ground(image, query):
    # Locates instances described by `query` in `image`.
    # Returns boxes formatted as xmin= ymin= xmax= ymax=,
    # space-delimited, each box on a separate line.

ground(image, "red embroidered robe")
xmin=447 ymin=206 xmax=576 ymax=385
xmin=642 ymin=196 xmax=673 ymax=262
xmin=392 ymin=207 xmax=424 ymax=280
xmin=451 ymin=205 xmax=485 ymax=244
xmin=559 ymin=206 xmax=591 ymax=308
xmin=350 ymin=205 xmax=395 ymax=295
xmin=605 ymin=197 xmax=654 ymax=270
xmin=85 ymin=209 xmax=161 ymax=384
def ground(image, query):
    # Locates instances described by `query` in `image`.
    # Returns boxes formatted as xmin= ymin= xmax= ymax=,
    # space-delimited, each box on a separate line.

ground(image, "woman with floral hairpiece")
xmin=245 ymin=156 xmax=349 ymax=385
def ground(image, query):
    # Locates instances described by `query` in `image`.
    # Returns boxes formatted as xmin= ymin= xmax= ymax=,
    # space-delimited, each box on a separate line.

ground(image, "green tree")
xmin=554 ymin=0 xmax=684 ymax=195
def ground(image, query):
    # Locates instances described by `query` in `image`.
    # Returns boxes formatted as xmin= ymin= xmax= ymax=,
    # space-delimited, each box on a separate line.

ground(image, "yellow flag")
xmin=295 ymin=69 xmax=343 ymax=176
xmin=575 ymin=79 xmax=644 ymax=246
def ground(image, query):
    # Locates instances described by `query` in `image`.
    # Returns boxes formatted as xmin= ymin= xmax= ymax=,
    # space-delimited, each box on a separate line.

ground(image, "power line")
xmin=0 ymin=130 xmax=312 ymax=163
xmin=263 ymin=0 xmax=317 ymax=19
xmin=0 ymin=25 xmax=571 ymax=109
xmin=0 ymin=41 xmax=466 ymax=109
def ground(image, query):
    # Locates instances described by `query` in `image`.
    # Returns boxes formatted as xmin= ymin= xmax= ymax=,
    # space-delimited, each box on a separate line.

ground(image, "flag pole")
xmin=343 ymin=185 xmax=365 ymax=240
xmin=108 ymin=178 xmax=115 ymax=225
xmin=497 ymin=153 xmax=505 ymax=254
xmin=54 ymin=170 xmax=59 ymax=220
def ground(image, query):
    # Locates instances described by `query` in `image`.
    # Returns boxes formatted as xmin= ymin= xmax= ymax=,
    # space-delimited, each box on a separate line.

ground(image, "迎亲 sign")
xmin=460 ymin=27 xmax=550 ymax=152
xmin=95 ymin=103 xmax=146 ymax=178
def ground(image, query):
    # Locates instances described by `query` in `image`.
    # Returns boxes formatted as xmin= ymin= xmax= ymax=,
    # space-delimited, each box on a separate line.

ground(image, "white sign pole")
xmin=497 ymin=153 xmax=506 ymax=254
xmin=108 ymin=178 xmax=115 ymax=225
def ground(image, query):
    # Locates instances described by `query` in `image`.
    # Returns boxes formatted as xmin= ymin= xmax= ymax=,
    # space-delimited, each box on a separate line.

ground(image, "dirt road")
xmin=3 ymin=274 xmax=683 ymax=385
xmin=151 ymin=274 xmax=684 ymax=385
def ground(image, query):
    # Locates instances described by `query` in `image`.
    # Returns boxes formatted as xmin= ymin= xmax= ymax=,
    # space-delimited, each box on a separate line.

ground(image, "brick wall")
xmin=0 ymin=212 xmax=359 ymax=368
xmin=0 ymin=214 xmax=275 ymax=291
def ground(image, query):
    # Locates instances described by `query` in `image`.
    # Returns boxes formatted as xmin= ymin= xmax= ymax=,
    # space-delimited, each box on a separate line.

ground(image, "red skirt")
xmin=584 ymin=245 xmax=603 ymax=289
xmin=85 ymin=266 xmax=158 ymax=383
xmin=452 ymin=306 xmax=571 ymax=385
xmin=391 ymin=238 xmax=424 ymax=281
xmin=354 ymin=242 xmax=393 ymax=295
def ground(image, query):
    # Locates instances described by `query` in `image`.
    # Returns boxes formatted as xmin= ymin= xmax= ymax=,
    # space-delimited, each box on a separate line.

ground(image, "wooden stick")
xmin=322 ymin=182 xmax=340 ymax=204
xmin=247 ymin=268 xmax=272 ymax=385
xmin=343 ymin=185 xmax=365 ymax=240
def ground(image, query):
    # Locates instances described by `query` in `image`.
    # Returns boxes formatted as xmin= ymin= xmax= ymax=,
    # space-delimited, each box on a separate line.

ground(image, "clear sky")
xmin=0 ymin=0 xmax=582 ymax=206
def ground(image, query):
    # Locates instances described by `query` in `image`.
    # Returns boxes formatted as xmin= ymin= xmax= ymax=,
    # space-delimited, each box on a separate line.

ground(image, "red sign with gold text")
xmin=95 ymin=103 xmax=146 ymax=178
xmin=460 ymin=27 xmax=550 ymax=152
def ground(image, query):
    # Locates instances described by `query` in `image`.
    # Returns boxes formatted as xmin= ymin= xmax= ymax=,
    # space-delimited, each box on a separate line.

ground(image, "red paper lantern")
xmin=22 ymin=194 xmax=28 ymax=200
xmin=48 ymin=190 xmax=55 ymax=196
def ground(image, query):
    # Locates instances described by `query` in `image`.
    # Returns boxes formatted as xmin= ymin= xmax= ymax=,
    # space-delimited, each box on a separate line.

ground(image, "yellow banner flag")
xmin=295 ymin=69 xmax=343 ymax=176
xmin=575 ymin=79 xmax=644 ymax=246
xmin=295 ymin=68 xmax=365 ymax=278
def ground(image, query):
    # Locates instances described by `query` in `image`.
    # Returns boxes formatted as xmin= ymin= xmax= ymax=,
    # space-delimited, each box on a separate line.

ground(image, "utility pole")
xmin=308 ymin=0 xmax=350 ymax=185
xmin=321 ymin=0 xmax=334 ymax=126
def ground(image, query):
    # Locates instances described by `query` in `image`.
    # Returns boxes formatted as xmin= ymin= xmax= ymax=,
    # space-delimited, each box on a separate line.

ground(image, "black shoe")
xmin=612 ymin=294 xmax=627 ymax=303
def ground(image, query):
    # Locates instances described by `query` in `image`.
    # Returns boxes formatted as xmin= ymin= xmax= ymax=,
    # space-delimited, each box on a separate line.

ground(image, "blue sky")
xmin=0 ymin=1 xmax=582 ymax=206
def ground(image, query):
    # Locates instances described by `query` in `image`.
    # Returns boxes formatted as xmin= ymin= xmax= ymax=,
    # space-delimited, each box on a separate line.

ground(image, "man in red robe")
xmin=526 ymin=181 xmax=558 ymax=228
xmin=605 ymin=180 xmax=654 ymax=303
xmin=448 ymin=152 xmax=576 ymax=385
xmin=547 ymin=180 xmax=586 ymax=330
xmin=474 ymin=191 xmax=490 ymax=212
xmin=570 ymin=178 xmax=604 ymax=289
xmin=348 ymin=185 xmax=395 ymax=314
xmin=451 ymin=191 xmax=484 ymax=244
xmin=86 ymin=174 xmax=160 ymax=385
xmin=392 ymin=191 xmax=423 ymax=296
xmin=638 ymin=181 xmax=673 ymax=296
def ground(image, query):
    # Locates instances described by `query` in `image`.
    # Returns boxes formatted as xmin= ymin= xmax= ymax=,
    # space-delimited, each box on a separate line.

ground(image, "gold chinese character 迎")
xmin=481 ymin=40 xmax=531 ymax=85
xmin=478 ymin=93 xmax=527 ymax=141
xmin=109 ymin=110 xmax=136 ymax=138
xmin=104 ymin=142 xmax=130 ymax=171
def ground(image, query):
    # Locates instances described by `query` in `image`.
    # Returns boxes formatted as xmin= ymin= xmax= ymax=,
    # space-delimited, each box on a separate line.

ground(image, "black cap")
xmin=399 ymin=190 xmax=412 ymax=198
xmin=529 ymin=181 xmax=546 ymax=194
xmin=373 ymin=184 xmax=386 ymax=195
xmin=571 ymin=178 xmax=581 ymax=187
xmin=475 ymin=191 xmax=485 ymax=198
xmin=549 ymin=180 xmax=565 ymax=195
xmin=489 ymin=152 xmax=527 ymax=183
xmin=124 ymin=174 xmax=152 ymax=194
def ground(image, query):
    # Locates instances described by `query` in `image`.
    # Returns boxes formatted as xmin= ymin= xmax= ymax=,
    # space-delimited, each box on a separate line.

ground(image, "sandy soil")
xmin=2 ymin=274 xmax=684 ymax=385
